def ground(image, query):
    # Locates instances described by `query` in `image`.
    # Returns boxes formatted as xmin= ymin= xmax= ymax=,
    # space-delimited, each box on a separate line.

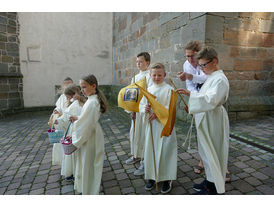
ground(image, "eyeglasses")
xmin=199 ymin=59 xmax=213 ymax=68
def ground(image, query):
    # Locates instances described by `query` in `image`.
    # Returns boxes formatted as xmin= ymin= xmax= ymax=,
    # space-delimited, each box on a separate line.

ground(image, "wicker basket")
xmin=48 ymin=127 xmax=64 ymax=144
xmin=61 ymin=137 xmax=77 ymax=155
xmin=60 ymin=121 xmax=77 ymax=155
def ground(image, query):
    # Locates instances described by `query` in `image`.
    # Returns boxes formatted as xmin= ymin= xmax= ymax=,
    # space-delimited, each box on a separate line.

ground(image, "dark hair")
xmin=196 ymin=46 xmax=218 ymax=62
xmin=64 ymin=84 xmax=87 ymax=107
xmin=81 ymin=74 xmax=107 ymax=113
xmin=137 ymin=52 xmax=150 ymax=63
xmin=184 ymin=41 xmax=202 ymax=52
xmin=63 ymin=77 xmax=73 ymax=83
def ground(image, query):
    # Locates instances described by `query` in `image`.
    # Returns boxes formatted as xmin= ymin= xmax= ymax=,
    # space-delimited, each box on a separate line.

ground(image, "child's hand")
xmin=53 ymin=109 xmax=60 ymax=114
xmin=69 ymin=116 xmax=78 ymax=122
xmin=145 ymin=104 xmax=151 ymax=113
xmin=148 ymin=113 xmax=157 ymax=122
xmin=131 ymin=112 xmax=136 ymax=120
xmin=175 ymin=88 xmax=190 ymax=96
xmin=177 ymin=72 xmax=186 ymax=81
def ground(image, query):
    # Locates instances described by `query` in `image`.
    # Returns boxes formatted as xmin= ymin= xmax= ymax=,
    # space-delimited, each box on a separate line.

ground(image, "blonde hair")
xmin=150 ymin=62 xmax=166 ymax=73
xmin=81 ymin=74 xmax=108 ymax=114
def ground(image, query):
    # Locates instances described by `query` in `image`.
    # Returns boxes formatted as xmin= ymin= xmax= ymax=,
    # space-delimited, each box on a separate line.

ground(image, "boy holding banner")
xmin=139 ymin=63 xmax=177 ymax=194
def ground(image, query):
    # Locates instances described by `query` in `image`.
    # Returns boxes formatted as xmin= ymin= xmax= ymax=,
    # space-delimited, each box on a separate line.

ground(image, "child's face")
xmin=80 ymin=80 xmax=96 ymax=97
xmin=136 ymin=56 xmax=149 ymax=71
xmin=150 ymin=68 xmax=166 ymax=85
xmin=62 ymin=80 xmax=73 ymax=90
xmin=73 ymin=92 xmax=80 ymax=100
xmin=199 ymin=58 xmax=216 ymax=75
xmin=65 ymin=95 xmax=73 ymax=101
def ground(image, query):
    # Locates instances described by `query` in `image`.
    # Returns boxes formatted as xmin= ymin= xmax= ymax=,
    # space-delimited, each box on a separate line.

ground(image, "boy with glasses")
xmin=176 ymin=47 xmax=230 ymax=195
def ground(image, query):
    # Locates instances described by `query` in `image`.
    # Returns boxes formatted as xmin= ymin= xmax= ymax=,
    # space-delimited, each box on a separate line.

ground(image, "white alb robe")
xmin=129 ymin=70 xmax=153 ymax=158
xmin=140 ymin=82 xmax=177 ymax=182
xmin=52 ymin=94 xmax=68 ymax=165
xmin=56 ymin=100 xmax=83 ymax=178
xmin=72 ymin=95 xmax=104 ymax=195
xmin=189 ymin=70 xmax=229 ymax=194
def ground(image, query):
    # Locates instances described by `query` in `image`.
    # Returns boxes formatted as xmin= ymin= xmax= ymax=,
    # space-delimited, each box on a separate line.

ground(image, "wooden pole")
xmin=169 ymin=77 xmax=190 ymax=114
xmin=149 ymin=122 xmax=158 ymax=191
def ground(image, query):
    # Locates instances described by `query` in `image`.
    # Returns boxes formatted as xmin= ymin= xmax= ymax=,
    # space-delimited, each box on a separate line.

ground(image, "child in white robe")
xmin=176 ymin=47 xmax=230 ymax=195
xmin=51 ymin=77 xmax=73 ymax=166
xmin=140 ymin=63 xmax=177 ymax=194
xmin=69 ymin=74 xmax=107 ymax=195
xmin=125 ymin=52 xmax=153 ymax=176
xmin=55 ymin=84 xmax=86 ymax=180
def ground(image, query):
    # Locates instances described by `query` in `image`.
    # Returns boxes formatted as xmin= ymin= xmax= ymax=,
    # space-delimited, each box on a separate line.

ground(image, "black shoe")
xmin=65 ymin=175 xmax=74 ymax=181
xmin=161 ymin=181 xmax=172 ymax=194
xmin=194 ymin=181 xmax=218 ymax=195
xmin=193 ymin=179 xmax=208 ymax=192
xmin=145 ymin=180 xmax=155 ymax=191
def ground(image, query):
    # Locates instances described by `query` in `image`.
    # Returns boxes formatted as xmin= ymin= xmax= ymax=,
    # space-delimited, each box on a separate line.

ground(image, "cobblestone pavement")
xmin=0 ymin=108 xmax=273 ymax=195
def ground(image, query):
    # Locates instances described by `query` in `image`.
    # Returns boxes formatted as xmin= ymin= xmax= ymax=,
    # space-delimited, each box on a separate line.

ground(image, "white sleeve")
xmin=189 ymin=78 xmax=229 ymax=114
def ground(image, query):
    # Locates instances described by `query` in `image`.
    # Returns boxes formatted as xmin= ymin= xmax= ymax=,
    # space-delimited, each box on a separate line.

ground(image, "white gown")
xmin=52 ymin=94 xmax=68 ymax=166
xmin=189 ymin=70 xmax=230 ymax=194
xmin=140 ymin=82 xmax=177 ymax=182
xmin=72 ymin=95 xmax=104 ymax=195
xmin=129 ymin=70 xmax=153 ymax=158
xmin=56 ymin=100 xmax=83 ymax=178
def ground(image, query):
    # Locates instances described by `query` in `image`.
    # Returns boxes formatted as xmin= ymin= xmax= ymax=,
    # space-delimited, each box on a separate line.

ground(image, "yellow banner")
xmin=117 ymin=77 xmax=146 ymax=112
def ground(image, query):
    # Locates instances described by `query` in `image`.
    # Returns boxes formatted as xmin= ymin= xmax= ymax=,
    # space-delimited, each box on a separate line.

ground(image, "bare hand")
xmin=54 ymin=120 xmax=58 ymax=124
xmin=69 ymin=116 xmax=78 ymax=123
xmin=185 ymin=73 xmax=193 ymax=81
xmin=148 ymin=113 xmax=157 ymax=122
xmin=53 ymin=109 xmax=60 ymax=114
xmin=131 ymin=112 xmax=136 ymax=120
xmin=177 ymin=72 xmax=186 ymax=81
xmin=145 ymin=104 xmax=151 ymax=113
xmin=175 ymin=88 xmax=190 ymax=96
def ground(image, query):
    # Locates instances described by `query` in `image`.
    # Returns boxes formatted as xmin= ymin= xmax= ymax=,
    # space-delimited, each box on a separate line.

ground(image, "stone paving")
xmin=0 ymin=107 xmax=273 ymax=195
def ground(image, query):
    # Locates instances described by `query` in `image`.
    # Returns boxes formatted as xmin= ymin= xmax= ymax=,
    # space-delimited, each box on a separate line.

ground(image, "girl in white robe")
xmin=51 ymin=77 xmax=73 ymax=166
xmin=55 ymin=84 xmax=86 ymax=179
xmin=70 ymin=74 xmax=107 ymax=195
xmin=177 ymin=47 xmax=229 ymax=194
xmin=140 ymin=63 xmax=177 ymax=194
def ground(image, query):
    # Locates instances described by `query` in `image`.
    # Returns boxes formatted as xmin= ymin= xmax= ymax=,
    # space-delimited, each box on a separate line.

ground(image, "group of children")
xmin=48 ymin=40 xmax=230 ymax=195
xmin=50 ymin=75 xmax=107 ymax=195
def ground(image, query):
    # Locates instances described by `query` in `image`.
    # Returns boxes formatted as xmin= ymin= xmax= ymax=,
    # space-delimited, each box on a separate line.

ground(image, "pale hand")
xmin=131 ymin=112 xmax=136 ymax=120
xmin=148 ymin=113 xmax=157 ymax=122
xmin=53 ymin=109 xmax=60 ymax=114
xmin=175 ymin=88 xmax=190 ymax=96
xmin=145 ymin=104 xmax=151 ymax=113
xmin=69 ymin=116 xmax=78 ymax=122
xmin=177 ymin=72 xmax=186 ymax=81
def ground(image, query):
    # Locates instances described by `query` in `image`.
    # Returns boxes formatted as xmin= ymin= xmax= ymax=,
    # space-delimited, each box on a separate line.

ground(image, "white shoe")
xmin=134 ymin=163 xmax=144 ymax=176
xmin=125 ymin=156 xmax=139 ymax=165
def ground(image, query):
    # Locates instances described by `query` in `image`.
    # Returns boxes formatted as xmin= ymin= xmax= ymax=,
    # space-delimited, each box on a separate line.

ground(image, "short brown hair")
xmin=137 ymin=52 xmax=150 ymax=63
xmin=196 ymin=46 xmax=218 ymax=61
xmin=184 ymin=41 xmax=202 ymax=52
xmin=63 ymin=77 xmax=73 ymax=82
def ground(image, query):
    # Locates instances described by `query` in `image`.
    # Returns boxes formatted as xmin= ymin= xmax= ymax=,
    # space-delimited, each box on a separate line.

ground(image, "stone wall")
xmin=113 ymin=12 xmax=274 ymax=121
xmin=0 ymin=12 xmax=23 ymax=117
xmin=205 ymin=12 xmax=274 ymax=120
xmin=113 ymin=12 xmax=207 ymax=121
